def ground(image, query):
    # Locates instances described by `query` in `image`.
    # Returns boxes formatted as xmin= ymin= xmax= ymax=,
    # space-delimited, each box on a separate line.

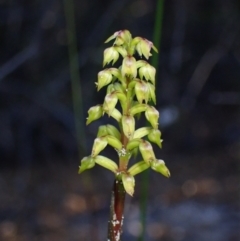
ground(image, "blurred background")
xmin=0 ymin=0 xmax=239 ymax=240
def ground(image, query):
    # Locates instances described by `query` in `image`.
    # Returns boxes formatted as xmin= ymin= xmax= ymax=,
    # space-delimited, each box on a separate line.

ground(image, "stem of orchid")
xmin=108 ymin=179 xmax=126 ymax=241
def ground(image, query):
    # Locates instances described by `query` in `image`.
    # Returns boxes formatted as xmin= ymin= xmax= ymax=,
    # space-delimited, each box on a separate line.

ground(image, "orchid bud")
xmin=94 ymin=155 xmax=118 ymax=173
xmin=139 ymin=140 xmax=156 ymax=163
xmin=91 ymin=137 xmax=108 ymax=157
xmin=121 ymin=56 xmax=137 ymax=78
xmin=133 ymin=127 xmax=151 ymax=139
xmin=103 ymin=92 xmax=118 ymax=115
xmin=135 ymin=80 xmax=149 ymax=104
xmin=128 ymin=161 xmax=150 ymax=176
xmin=97 ymin=69 xmax=113 ymax=91
xmin=122 ymin=173 xmax=135 ymax=196
xmin=86 ymin=105 xmax=103 ymax=125
xmin=148 ymin=129 xmax=163 ymax=148
xmin=103 ymin=47 xmax=119 ymax=66
xmin=145 ymin=106 xmax=159 ymax=129
xmin=122 ymin=115 xmax=135 ymax=139
xmin=139 ymin=63 xmax=156 ymax=85
xmin=151 ymin=159 xmax=170 ymax=178
xmin=78 ymin=156 xmax=95 ymax=174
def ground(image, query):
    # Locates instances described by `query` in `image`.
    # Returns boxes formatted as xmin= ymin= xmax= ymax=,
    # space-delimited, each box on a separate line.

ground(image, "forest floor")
xmin=0 ymin=150 xmax=239 ymax=241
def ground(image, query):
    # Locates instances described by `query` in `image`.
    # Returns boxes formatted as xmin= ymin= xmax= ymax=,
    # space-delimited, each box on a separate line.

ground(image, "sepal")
xmin=133 ymin=127 xmax=151 ymax=139
xmin=121 ymin=56 xmax=137 ymax=78
xmin=128 ymin=161 xmax=150 ymax=176
xmin=129 ymin=103 xmax=147 ymax=116
xmin=115 ymin=46 xmax=128 ymax=58
xmin=106 ymin=124 xmax=121 ymax=140
xmin=136 ymin=60 xmax=147 ymax=68
xmin=122 ymin=173 xmax=135 ymax=196
xmin=132 ymin=37 xmax=158 ymax=59
xmin=139 ymin=63 xmax=156 ymax=85
xmin=148 ymin=129 xmax=163 ymax=148
xmin=103 ymin=92 xmax=118 ymax=115
xmin=147 ymin=82 xmax=156 ymax=104
xmin=97 ymin=69 xmax=113 ymax=91
xmin=135 ymin=80 xmax=149 ymax=104
xmin=107 ymin=135 xmax=122 ymax=150
xmin=105 ymin=30 xmax=132 ymax=46
xmin=113 ymin=82 xmax=125 ymax=93
xmin=106 ymin=84 xmax=115 ymax=94
xmin=91 ymin=137 xmax=108 ymax=157
xmin=122 ymin=115 xmax=135 ymax=139
xmin=109 ymin=68 xmax=121 ymax=79
xmin=94 ymin=155 xmax=118 ymax=173
xmin=145 ymin=106 xmax=159 ymax=129
xmin=86 ymin=105 xmax=103 ymax=125
xmin=103 ymin=47 xmax=119 ymax=66
xmin=139 ymin=140 xmax=156 ymax=163
xmin=105 ymin=31 xmax=120 ymax=43
xmin=97 ymin=125 xmax=108 ymax=137
xmin=78 ymin=156 xmax=95 ymax=174
xmin=116 ymin=91 xmax=127 ymax=103
xmin=109 ymin=108 xmax=122 ymax=122
xmin=126 ymin=138 xmax=142 ymax=151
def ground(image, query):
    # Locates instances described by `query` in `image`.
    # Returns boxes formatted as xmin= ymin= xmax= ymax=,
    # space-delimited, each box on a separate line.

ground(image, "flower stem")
xmin=108 ymin=179 xmax=126 ymax=241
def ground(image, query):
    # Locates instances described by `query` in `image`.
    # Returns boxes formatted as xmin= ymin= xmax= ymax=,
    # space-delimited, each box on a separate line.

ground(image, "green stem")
xmin=63 ymin=0 xmax=86 ymax=155
xmin=152 ymin=0 xmax=165 ymax=69
xmin=139 ymin=1 xmax=165 ymax=241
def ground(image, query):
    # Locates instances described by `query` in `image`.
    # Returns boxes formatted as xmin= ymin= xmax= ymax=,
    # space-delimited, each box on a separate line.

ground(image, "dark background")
xmin=0 ymin=0 xmax=239 ymax=240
